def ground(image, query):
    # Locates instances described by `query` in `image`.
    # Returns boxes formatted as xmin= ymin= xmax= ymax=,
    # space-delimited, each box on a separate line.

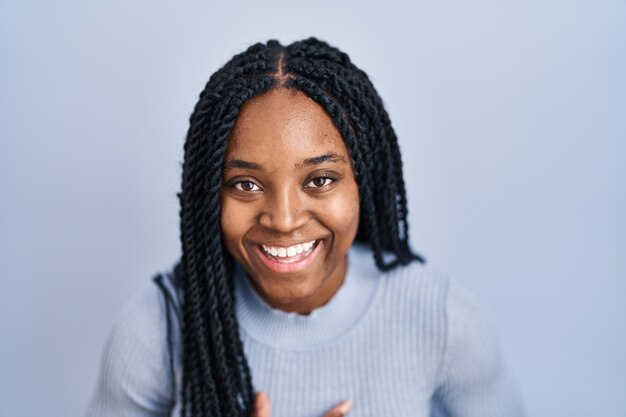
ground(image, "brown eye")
xmin=306 ymin=177 xmax=334 ymax=189
xmin=234 ymin=181 xmax=261 ymax=192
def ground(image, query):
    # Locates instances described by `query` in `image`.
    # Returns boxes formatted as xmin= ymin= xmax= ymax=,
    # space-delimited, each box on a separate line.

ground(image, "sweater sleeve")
xmin=85 ymin=283 xmax=176 ymax=417
xmin=432 ymin=278 xmax=525 ymax=417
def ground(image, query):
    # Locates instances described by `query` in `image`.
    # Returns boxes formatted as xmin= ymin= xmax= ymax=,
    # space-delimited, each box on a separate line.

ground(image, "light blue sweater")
xmin=86 ymin=243 xmax=524 ymax=417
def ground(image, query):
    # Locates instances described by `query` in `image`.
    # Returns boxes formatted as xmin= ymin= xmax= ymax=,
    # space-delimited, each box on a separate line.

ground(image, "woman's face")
xmin=220 ymin=88 xmax=360 ymax=315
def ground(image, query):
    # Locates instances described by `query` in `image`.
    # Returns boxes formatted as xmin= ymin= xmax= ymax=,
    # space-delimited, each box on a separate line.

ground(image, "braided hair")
xmin=175 ymin=37 xmax=425 ymax=417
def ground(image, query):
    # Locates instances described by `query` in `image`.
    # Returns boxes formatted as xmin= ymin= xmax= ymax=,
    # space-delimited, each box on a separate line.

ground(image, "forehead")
xmin=225 ymin=88 xmax=348 ymax=164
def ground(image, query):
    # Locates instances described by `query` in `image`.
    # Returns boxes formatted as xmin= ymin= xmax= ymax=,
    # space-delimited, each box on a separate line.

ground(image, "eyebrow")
xmin=224 ymin=152 xmax=346 ymax=172
xmin=223 ymin=159 xmax=263 ymax=172
xmin=295 ymin=152 xmax=346 ymax=169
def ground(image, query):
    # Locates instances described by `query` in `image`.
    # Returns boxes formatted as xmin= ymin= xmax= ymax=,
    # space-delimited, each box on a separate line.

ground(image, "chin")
xmin=257 ymin=276 xmax=321 ymax=308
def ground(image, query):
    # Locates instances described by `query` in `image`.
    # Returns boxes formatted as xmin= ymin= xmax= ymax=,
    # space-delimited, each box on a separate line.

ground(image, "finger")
xmin=322 ymin=400 xmax=353 ymax=417
xmin=252 ymin=391 xmax=270 ymax=417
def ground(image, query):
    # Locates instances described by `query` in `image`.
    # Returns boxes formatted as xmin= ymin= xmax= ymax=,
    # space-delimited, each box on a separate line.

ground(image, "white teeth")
xmin=261 ymin=240 xmax=317 ymax=258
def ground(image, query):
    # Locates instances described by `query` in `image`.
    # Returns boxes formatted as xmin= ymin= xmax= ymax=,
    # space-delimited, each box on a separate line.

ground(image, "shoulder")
xmin=86 ymin=266 xmax=180 ymax=416
xmin=434 ymin=277 xmax=526 ymax=415
xmin=348 ymin=243 xmax=451 ymax=316
xmin=375 ymin=250 xmax=452 ymax=318
xmin=441 ymin=276 xmax=500 ymax=377
xmin=104 ymin=265 xmax=182 ymax=366
xmin=368 ymin=251 xmax=493 ymax=367
xmin=110 ymin=277 xmax=169 ymax=350
xmin=387 ymin=261 xmax=500 ymax=380
xmin=354 ymin=247 xmax=525 ymax=413
xmin=377 ymin=253 xmax=489 ymax=328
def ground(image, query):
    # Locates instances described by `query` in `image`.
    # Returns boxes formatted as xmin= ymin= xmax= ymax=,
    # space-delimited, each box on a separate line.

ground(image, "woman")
xmin=86 ymin=38 xmax=524 ymax=417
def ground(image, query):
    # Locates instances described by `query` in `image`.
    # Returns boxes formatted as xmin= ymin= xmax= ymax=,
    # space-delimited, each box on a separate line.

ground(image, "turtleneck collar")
xmin=234 ymin=242 xmax=383 ymax=351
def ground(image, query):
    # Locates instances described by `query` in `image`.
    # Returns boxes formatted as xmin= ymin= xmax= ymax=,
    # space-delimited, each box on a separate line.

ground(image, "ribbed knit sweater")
xmin=86 ymin=243 xmax=524 ymax=417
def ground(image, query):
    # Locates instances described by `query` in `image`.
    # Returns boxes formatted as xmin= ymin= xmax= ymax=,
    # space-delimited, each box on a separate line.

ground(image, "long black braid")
xmin=174 ymin=38 xmax=425 ymax=417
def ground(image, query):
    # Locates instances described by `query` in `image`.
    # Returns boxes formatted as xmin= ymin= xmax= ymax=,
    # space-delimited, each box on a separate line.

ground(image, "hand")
xmin=252 ymin=391 xmax=353 ymax=417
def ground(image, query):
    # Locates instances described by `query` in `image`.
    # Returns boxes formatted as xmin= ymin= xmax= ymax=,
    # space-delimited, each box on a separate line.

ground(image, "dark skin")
xmin=220 ymin=88 xmax=358 ymax=416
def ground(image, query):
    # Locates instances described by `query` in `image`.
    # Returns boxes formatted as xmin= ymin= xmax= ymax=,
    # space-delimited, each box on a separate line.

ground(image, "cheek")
xmin=220 ymin=197 xmax=254 ymax=253
xmin=319 ymin=185 xmax=360 ymax=236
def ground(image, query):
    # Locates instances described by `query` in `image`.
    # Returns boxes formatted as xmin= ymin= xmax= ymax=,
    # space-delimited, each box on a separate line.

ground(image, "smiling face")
xmin=220 ymin=88 xmax=360 ymax=315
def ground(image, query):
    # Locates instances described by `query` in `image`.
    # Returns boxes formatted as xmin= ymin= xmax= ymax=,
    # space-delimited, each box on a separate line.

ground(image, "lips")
xmin=253 ymin=239 xmax=323 ymax=273
xmin=260 ymin=240 xmax=317 ymax=261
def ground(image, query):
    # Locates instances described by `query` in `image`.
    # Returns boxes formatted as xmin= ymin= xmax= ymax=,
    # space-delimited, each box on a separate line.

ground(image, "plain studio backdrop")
xmin=1 ymin=1 xmax=624 ymax=416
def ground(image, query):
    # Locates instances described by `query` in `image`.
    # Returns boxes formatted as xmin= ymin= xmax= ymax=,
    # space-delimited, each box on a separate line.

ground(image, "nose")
xmin=258 ymin=187 xmax=309 ymax=233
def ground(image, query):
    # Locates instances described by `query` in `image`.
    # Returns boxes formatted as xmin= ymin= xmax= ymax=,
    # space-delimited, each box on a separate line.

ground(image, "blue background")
xmin=1 ymin=1 xmax=624 ymax=416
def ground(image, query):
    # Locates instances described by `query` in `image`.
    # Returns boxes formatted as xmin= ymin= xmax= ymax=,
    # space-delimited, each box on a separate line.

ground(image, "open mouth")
xmin=259 ymin=239 xmax=320 ymax=263
xmin=254 ymin=239 xmax=323 ymax=273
